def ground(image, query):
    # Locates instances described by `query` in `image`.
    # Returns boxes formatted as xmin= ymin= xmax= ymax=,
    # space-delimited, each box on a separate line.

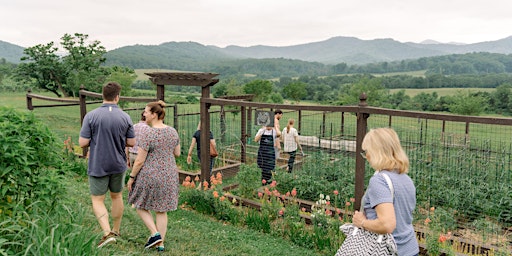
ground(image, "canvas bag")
xmin=335 ymin=173 xmax=398 ymax=256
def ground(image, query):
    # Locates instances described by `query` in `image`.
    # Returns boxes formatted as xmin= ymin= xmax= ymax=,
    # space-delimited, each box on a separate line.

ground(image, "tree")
xmin=449 ymin=90 xmax=487 ymax=116
xmin=14 ymin=33 xmax=112 ymax=97
xmin=243 ymin=79 xmax=273 ymax=102
xmin=282 ymin=81 xmax=307 ymax=102
xmin=337 ymin=77 xmax=388 ymax=106
xmin=61 ymin=33 xmax=108 ymax=96
xmin=14 ymin=42 xmax=68 ymax=97
xmin=490 ymin=84 xmax=512 ymax=115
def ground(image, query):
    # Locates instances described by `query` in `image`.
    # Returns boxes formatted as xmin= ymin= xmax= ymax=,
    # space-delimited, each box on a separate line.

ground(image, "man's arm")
xmin=79 ymin=137 xmax=90 ymax=148
xmin=126 ymin=137 xmax=136 ymax=148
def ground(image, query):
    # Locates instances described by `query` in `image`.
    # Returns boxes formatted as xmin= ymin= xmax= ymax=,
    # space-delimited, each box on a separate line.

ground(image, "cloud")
xmin=1 ymin=0 xmax=511 ymax=50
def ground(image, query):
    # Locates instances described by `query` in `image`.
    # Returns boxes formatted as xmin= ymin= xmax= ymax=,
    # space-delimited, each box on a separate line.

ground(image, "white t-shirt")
xmin=282 ymin=127 xmax=299 ymax=152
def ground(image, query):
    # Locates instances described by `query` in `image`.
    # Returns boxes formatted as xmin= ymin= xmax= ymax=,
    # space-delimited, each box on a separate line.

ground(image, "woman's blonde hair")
xmin=286 ymin=118 xmax=295 ymax=133
xmin=361 ymin=128 xmax=409 ymax=174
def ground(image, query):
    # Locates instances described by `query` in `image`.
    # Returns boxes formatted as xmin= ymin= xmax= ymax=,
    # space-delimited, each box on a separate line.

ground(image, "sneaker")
xmin=144 ymin=233 xmax=162 ymax=249
xmin=97 ymin=232 xmax=117 ymax=248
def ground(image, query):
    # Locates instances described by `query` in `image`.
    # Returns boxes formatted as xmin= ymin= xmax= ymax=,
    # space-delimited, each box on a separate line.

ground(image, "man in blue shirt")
xmin=79 ymin=82 xmax=135 ymax=248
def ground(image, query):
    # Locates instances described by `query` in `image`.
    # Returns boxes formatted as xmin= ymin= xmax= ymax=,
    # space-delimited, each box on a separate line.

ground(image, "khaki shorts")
xmin=89 ymin=172 xmax=126 ymax=195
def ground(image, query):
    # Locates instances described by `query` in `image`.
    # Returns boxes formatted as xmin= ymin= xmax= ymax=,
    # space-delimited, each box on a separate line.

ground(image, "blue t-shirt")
xmin=363 ymin=170 xmax=419 ymax=256
xmin=80 ymin=104 xmax=135 ymax=177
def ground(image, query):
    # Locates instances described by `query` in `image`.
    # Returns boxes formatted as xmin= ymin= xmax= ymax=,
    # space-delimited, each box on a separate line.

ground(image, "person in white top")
xmin=281 ymin=118 xmax=303 ymax=172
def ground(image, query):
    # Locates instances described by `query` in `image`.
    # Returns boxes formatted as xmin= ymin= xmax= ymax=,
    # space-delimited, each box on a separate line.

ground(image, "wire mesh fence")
xmin=122 ymin=98 xmax=511 ymax=252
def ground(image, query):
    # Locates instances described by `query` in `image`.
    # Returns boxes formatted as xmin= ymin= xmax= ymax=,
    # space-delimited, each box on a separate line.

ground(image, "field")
xmin=390 ymin=87 xmax=496 ymax=97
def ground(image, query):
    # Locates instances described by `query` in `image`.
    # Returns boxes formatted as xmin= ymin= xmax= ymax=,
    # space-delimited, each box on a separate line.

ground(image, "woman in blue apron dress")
xmin=255 ymin=127 xmax=276 ymax=183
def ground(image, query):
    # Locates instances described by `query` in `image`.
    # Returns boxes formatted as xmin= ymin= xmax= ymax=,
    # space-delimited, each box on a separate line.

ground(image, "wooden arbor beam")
xmin=145 ymin=72 xmax=219 ymax=87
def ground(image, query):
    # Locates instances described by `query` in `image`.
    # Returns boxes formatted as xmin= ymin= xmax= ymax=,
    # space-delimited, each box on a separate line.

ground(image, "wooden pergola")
xmin=145 ymin=72 xmax=219 ymax=182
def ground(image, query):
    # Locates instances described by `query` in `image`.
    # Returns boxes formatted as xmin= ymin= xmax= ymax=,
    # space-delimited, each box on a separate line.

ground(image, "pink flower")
xmin=291 ymin=188 xmax=297 ymax=197
xmin=333 ymin=190 xmax=339 ymax=195
xmin=262 ymin=179 xmax=267 ymax=185
xmin=213 ymin=191 xmax=219 ymax=198
xmin=350 ymin=198 xmax=355 ymax=203
xmin=438 ymin=234 xmax=447 ymax=243
xmin=185 ymin=176 xmax=191 ymax=182
xmin=336 ymin=208 xmax=342 ymax=214
xmin=270 ymin=180 xmax=277 ymax=188
xmin=286 ymin=192 xmax=290 ymax=197
xmin=258 ymin=192 xmax=263 ymax=198
xmin=326 ymin=201 xmax=331 ymax=205
xmin=345 ymin=201 xmax=351 ymax=206
xmin=301 ymin=207 xmax=306 ymax=212
xmin=325 ymin=209 xmax=332 ymax=216
xmin=279 ymin=209 xmax=284 ymax=216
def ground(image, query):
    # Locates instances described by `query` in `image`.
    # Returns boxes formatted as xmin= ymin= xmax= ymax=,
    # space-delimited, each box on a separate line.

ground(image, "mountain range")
xmin=2 ymin=36 xmax=512 ymax=66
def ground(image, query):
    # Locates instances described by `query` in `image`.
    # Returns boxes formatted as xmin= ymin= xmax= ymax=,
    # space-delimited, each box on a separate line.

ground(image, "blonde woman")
xmin=281 ymin=118 xmax=303 ymax=172
xmin=353 ymin=128 xmax=419 ymax=256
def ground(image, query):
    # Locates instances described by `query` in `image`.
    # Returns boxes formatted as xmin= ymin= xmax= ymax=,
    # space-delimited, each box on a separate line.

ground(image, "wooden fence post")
xmin=241 ymin=106 xmax=247 ymax=163
xmin=354 ymin=93 xmax=369 ymax=211
xmin=79 ymin=85 xmax=88 ymax=158
xmin=26 ymin=89 xmax=33 ymax=110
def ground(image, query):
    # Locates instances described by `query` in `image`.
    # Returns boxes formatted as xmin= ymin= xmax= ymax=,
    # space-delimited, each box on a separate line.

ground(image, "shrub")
xmin=0 ymin=107 xmax=63 ymax=217
xmin=234 ymin=163 xmax=261 ymax=199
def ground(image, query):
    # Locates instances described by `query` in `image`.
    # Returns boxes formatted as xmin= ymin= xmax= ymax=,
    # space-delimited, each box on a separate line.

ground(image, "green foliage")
xmin=275 ymin=152 xmax=356 ymax=203
xmin=448 ymin=90 xmax=487 ymax=115
xmin=337 ymin=77 xmax=388 ymax=106
xmin=245 ymin=208 xmax=271 ymax=233
xmin=0 ymin=107 xmax=63 ymax=216
xmin=180 ymin=188 xmax=215 ymax=215
xmin=0 ymin=202 xmax=99 ymax=255
xmin=234 ymin=163 xmax=262 ymax=198
xmin=14 ymin=42 xmax=68 ymax=96
xmin=269 ymin=92 xmax=284 ymax=103
xmin=283 ymin=81 xmax=307 ymax=102
xmin=14 ymin=33 xmax=120 ymax=97
xmin=243 ymin=79 xmax=274 ymax=102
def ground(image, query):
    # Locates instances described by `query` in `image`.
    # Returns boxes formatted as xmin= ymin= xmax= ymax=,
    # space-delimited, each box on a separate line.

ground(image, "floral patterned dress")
xmin=128 ymin=126 xmax=180 ymax=212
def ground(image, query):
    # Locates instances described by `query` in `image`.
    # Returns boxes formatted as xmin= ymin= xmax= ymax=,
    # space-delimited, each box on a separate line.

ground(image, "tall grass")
xmin=1 ymin=200 xmax=99 ymax=256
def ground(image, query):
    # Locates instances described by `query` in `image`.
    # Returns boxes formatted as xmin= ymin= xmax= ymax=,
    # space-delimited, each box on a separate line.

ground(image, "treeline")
xmin=104 ymin=45 xmax=512 ymax=78
xmin=337 ymin=52 xmax=512 ymax=75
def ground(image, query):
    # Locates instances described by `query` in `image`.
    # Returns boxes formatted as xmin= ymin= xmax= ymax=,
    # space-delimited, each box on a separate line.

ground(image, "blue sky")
xmin=1 ymin=0 xmax=511 ymax=50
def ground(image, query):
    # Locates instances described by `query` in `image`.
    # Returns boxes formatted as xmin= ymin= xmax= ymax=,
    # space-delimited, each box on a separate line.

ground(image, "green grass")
xmin=62 ymin=175 xmax=327 ymax=255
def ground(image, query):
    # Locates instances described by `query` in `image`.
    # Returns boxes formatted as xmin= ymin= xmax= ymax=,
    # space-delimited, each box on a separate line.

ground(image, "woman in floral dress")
xmin=127 ymin=100 xmax=180 ymax=252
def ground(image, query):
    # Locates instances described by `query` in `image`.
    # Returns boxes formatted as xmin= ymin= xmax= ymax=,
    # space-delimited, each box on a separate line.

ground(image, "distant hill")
xmin=104 ymin=36 xmax=512 ymax=68
xmin=0 ymin=40 xmax=25 ymax=63
xmin=2 ymin=35 xmax=512 ymax=67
